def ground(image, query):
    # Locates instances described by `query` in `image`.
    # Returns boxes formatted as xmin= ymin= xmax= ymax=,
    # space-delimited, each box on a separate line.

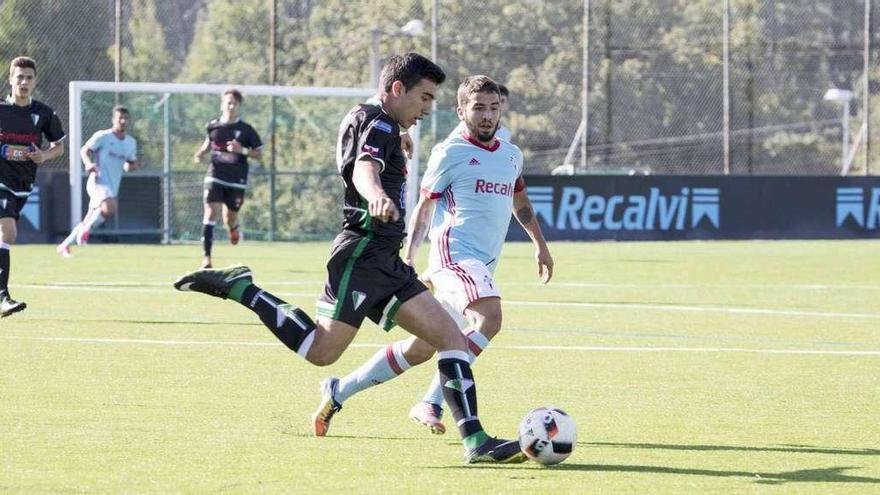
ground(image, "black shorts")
xmin=0 ymin=190 xmax=27 ymax=220
xmin=317 ymin=230 xmax=427 ymax=330
xmin=204 ymin=183 xmax=245 ymax=212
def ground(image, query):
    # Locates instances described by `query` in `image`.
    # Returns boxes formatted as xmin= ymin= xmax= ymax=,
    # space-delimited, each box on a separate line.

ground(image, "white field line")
xmin=3 ymin=335 xmax=879 ymax=356
xmin=34 ymin=281 xmax=880 ymax=290
xmin=11 ymin=283 xmax=880 ymax=320
xmin=502 ymin=300 xmax=880 ymax=320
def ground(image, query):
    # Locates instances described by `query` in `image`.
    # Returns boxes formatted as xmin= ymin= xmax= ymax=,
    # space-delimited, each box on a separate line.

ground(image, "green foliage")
xmin=117 ymin=0 xmax=175 ymax=82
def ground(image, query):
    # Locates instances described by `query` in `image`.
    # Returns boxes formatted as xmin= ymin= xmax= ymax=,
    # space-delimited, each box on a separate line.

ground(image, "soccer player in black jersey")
xmin=174 ymin=53 xmax=525 ymax=464
xmin=0 ymin=57 xmax=65 ymax=317
xmin=193 ymin=89 xmax=262 ymax=268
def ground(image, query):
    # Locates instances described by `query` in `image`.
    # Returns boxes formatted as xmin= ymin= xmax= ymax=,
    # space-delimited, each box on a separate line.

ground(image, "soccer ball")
xmin=518 ymin=406 xmax=577 ymax=465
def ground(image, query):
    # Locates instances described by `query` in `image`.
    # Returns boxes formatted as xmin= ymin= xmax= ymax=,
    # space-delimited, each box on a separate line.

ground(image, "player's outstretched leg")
xmin=410 ymin=329 xmax=490 ymax=435
xmin=173 ymin=265 xmax=318 ymax=357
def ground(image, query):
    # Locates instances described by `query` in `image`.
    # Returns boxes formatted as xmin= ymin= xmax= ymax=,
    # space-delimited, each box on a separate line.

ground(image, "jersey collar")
xmin=5 ymin=94 xmax=32 ymax=106
xmin=461 ymin=132 xmax=500 ymax=152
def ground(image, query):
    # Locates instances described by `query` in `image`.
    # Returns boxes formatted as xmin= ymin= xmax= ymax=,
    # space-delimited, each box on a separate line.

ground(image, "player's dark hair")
xmin=113 ymin=105 xmax=130 ymax=116
xmin=223 ymin=88 xmax=243 ymax=103
xmin=380 ymin=52 xmax=446 ymax=93
xmin=9 ymin=56 xmax=36 ymax=76
xmin=456 ymin=75 xmax=501 ymax=107
xmin=498 ymin=83 xmax=509 ymax=98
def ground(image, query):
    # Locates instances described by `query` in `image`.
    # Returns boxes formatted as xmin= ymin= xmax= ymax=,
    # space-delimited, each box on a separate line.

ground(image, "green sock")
xmin=228 ymin=279 xmax=251 ymax=303
xmin=462 ymin=430 xmax=490 ymax=450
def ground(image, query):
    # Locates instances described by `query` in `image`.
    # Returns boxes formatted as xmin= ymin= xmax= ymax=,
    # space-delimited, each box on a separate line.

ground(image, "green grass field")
xmin=1 ymin=240 xmax=878 ymax=493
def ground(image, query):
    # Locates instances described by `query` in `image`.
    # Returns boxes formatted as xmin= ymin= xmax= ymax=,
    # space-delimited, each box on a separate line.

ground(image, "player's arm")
xmin=125 ymin=140 xmax=142 ymax=171
xmin=27 ymin=140 xmax=64 ymax=165
xmin=193 ymin=137 xmax=211 ymax=163
xmin=28 ymin=110 xmax=66 ymax=164
xmin=513 ymin=182 xmax=553 ymax=284
xmin=352 ymin=158 xmax=399 ymax=223
xmin=79 ymin=143 xmax=99 ymax=173
xmin=225 ymin=139 xmax=262 ymax=160
xmin=402 ymin=191 xmax=437 ymax=267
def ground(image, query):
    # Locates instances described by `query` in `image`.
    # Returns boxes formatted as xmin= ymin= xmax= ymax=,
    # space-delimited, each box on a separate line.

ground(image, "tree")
xmin=117 ymin=0 xmax=175 ymax=82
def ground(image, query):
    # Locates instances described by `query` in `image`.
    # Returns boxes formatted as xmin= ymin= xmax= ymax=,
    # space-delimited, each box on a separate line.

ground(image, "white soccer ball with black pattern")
xmin=518 ymin=406 xmax=576 ymax=465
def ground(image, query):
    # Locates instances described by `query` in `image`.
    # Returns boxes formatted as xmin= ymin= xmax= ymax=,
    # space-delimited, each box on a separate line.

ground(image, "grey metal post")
xmin=269 ymin=0 xmax=277 ymax=240
xmin=162 ymin=95 xmax=171 ymax=244
xmin=843 ymin=103 xmax=851 ymax=172
xmin=114 ymin=0 xmax=122 ymax=105
xmin=865 ymin=0 xmax=872 ymax=175
xmin=431 ymin=0 xmax=438 ymax=144
xmin=580 ymin=0 xmax=590 ymax=172
xmin=722 ymin=0 xmax=731 ymax=175
xmin=370 ymin=29 xmax=381 ymax=88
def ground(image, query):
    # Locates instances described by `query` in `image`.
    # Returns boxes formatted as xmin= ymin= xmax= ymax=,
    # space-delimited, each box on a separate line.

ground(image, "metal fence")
xmin=3 ymin=0 xmax=877 ymax=240
xmin=5 ymin=0 xmax=876 ymax=176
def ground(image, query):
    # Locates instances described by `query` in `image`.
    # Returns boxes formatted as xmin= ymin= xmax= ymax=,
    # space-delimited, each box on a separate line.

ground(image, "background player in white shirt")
xmin=315 ymin=75 xmax=553 ymax=435
xmin=57 ymin=106 xmax=140 ymax=257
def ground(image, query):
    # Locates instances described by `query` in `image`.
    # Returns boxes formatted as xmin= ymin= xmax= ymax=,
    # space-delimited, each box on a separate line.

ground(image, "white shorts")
xmin=423 ymin=258 xmax=500 ymax=328
xmin=86 ymin=176 xmax=117 ymax=209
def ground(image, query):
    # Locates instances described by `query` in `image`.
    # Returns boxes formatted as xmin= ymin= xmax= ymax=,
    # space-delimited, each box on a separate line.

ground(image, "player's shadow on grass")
xmin=68 ymin=318 xmax=265 ymax=327
xmin=454 ymin=463 xmax=879 ymax=484
xmin=591 ymin=442 xmax=880 ymax=457
xmin=553 ymin=464 xmax=879 ymax=485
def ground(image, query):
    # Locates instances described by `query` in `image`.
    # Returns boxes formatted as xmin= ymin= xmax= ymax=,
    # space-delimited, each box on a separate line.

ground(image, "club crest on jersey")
xmin=373 ymin=120 xmax=393 ymax=134
xmin=30 ymin=114 xmax=40 ymax=126
xmin=352 ymin=290 xmax=367 ymax=310
xmin=468 ymin=158 xmax=480 ymax=167
xmin=362 ymin=144 xmax=381 ymax=158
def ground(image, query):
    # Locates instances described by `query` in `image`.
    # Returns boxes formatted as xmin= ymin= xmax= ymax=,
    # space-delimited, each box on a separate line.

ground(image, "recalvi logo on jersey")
xmin=528 ymin=186 xmax=720 ymax=231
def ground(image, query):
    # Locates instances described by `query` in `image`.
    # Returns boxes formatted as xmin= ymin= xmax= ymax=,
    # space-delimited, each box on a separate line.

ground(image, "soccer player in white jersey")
xmin=313 ymin=75 xmax=553 ymax=436
xmin=57 ymin=106 xmax=140 ymax=257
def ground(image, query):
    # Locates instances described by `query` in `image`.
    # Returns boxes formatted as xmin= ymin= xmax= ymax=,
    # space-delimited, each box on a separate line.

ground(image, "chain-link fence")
xmin=1 ymin=0 xmax=877 ymax=239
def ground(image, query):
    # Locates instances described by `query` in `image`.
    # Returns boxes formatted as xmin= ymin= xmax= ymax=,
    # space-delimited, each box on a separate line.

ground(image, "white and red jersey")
xmin=420 ymin=132 xmax=524 ymax=273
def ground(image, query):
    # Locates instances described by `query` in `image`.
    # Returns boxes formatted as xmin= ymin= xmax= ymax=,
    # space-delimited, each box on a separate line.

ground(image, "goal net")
xmin=68 ymin=81 xmax=423 ymax=243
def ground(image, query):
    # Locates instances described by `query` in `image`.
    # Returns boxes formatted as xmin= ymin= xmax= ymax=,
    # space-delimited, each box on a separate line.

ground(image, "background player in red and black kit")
xmin=174 ymin=53 xmax=526 ymax=464
xmin=0 ymin=56 xmax=65 ymax=317
xmin=193 ymin=88 xmax=262 ymax=268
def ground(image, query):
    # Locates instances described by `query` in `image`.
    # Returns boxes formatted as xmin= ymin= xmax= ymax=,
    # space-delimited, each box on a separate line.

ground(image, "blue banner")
xmin=507 ymin=175 xmax=880 ymax=241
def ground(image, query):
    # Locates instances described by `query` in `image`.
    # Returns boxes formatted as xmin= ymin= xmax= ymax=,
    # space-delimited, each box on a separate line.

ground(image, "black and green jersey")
xmin=335 ymin=102 xmax=408 ymax=244
xmin=0 ymin=97 xmax=65 ymax=196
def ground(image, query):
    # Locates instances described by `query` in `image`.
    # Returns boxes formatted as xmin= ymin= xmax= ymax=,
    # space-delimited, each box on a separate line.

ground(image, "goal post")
xmin=68 ymin=81 xmax=422 ymax=243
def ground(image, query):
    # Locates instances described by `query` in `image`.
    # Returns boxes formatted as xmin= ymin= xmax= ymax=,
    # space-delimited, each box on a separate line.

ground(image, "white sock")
xmin=84 ymin=209 xmax=106 ymax=231
xmin=422 ymin=330 xmax=489 ymax=406
xmin=59 ymin=224 xmax=82 ymax=248
xmin=335 ymin=340 xmax=412 ymax=404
